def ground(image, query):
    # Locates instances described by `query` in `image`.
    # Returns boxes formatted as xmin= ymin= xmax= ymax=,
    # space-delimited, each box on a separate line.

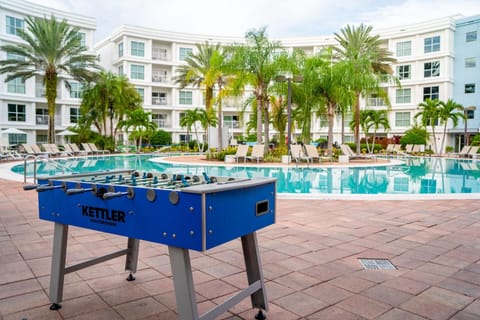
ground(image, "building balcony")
xmin=152 ymin=97 xmax=167 ymax=105
xmin=152 ymin=76 xmax=169 ymax=83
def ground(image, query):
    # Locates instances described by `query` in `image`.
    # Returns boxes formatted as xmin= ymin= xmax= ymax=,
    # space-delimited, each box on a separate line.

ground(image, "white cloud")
xmin=27 ymin=0 xmax=479 ymax=42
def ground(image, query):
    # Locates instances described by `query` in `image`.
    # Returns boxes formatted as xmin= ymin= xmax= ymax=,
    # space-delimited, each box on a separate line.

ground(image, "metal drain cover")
xmin=358 ymin=258 xmax=396 ymax=270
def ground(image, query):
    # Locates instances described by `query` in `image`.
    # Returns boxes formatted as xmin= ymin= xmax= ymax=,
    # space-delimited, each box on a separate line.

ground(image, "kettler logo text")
xmin=81 ymin=205 xmax=126 ymax=226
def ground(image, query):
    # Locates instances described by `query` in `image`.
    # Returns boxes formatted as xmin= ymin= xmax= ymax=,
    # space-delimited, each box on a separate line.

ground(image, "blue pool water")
xmin=11 ymin=154 xmax=480 ymax=195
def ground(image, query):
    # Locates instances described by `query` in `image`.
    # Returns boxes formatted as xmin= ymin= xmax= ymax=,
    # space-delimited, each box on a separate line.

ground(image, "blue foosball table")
xmin=26 ymin=169 xmax=276 ymax=319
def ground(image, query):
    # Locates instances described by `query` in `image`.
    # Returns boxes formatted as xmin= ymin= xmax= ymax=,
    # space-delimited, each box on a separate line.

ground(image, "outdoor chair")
xmin=68 ymin=143 xmax=89 ymax=156
xmin=304 ymin=144 xmax=331 ymax=162
xmin=234 ymin=144 xmax=249 ymax=163
xmin=340 ymin=144 xmax=376 ymax=161
xmin=247 ymin=144 xmax=264 ymax=164
xmin=467 ymin=146 xmax=479 ymax=159
xmin=452 ymin=146 xmax=471 ymax=158
xmin=290 ymin=144 xmax=312 ymax=165
xmin=88 ymin=143 xmax=110 ymax=155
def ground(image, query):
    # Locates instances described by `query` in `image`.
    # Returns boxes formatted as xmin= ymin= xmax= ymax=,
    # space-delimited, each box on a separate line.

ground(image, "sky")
xmin=28 ymin=0 xmax=480 ymax=42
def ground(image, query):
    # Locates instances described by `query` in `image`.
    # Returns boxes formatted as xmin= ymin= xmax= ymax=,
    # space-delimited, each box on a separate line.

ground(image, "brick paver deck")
xmin=1 ymin=172 xmax=480 ymax=319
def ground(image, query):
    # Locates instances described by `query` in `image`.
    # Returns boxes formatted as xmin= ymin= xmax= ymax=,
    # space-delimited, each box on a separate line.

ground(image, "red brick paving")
xmin=1 ymin=177 xmax=480 ymax=319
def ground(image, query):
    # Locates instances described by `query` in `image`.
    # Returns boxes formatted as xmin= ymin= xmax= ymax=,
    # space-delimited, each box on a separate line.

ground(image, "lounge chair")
xmin=304 ymin=144 xmax=331 ymax=162
xmin=404 ymin=144 xmax=414 ymax=154
xmin=234 ymin=144 xmax=249 ymax=163
xmin=340 ymin=144 xmax=376 ymax=161
xmin=467 ymin=146 xmax=479 ymax=159
xmin=0 ymin=145 xmax=23 ymax=161
xmin=247 ymin=144 xmax=264 ymax=164
xmin=290 ymin=144 xmax=312 ymax=164
xmin=21 ymin=144 xmax=49 ymax=157
xmin=88 ymin=143 xmax=110 ymax=155
xmin=452 ymin=146 xmax=471 ymax=158
xmin=68 ymin=143 xmax=89 ymax=156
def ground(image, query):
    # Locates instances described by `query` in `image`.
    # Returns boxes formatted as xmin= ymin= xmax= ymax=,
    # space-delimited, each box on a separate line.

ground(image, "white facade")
xmin=0 ymin=0 xmax=477 ymax=151
xmin=0 ymin=0 xmax=96 ymax=146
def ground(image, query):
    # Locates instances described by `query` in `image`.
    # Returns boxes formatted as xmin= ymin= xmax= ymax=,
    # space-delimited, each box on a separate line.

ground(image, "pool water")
xmin=12 ymin=154 xmax=480 ymax=195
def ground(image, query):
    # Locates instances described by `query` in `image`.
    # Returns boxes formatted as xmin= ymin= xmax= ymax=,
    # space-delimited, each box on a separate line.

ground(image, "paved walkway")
xmin=2 ymin=175 xmax=480 ymax=319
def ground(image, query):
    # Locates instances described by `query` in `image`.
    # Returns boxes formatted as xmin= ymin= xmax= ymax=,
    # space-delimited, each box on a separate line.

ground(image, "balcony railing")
xmin=152 ymin=76 xmax=169 ymax=83
xmin=224 ymin=120 xmax=240 ymax=129
xmin=152 ymin=120 xmax=170 ymax=128
xmin=152 ymin=52 xmax=168 ymax=61
xmin=36 ymin=115 xmax=48 ymax=125
xmin=152 ymin=97 xmax=167 ymax=105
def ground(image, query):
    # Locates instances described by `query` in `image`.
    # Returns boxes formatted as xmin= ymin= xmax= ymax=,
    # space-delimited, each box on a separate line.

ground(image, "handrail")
xmin=24 ymin=155 xmax=74 ymax=184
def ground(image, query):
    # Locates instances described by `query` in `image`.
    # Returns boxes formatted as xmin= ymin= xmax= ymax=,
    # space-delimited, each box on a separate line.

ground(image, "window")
xmin=396 ymin=65 xmax=411 ymax=80
xmin=152 ymin=47 xmax=167 ymax=60
xmin=179 ymin=91 xmax=192 ymax=105
xmin=131 ymin=41 xmax=144 ymax=57
xmin=69 ymin=82 xmax=83 ymax=99
xmin=136 ymin=88 xmax=144 ymax=101
xmin=152 ymin=91 xmax=167 ymax=104
xmin=179 ymin=134 xmax=192 ymax=143
xmin=36 ymin=108 xmax=48 ymax=124
xmin=179 ymin=47 xmax=192 ymax=61
xmin=396 ymin=41 xmax=411 ymax=57
xmin=465 ymin=83 xmax=475 ymax=94
xmin=424 ymin=36 xmax=440 ymax=53
xmin=8 ymin=103 xmax=26 ymax=122
xmin=466 ymin=31 xmax=477 ymax=42
xmin=7 ymin=52 xmax=24 ymax=61
xmin=118 ymin=65 xmax=123 ymax=76
xmin=6 ymin=16 xmax=23 ymax=36
xmin=319 ymin=118 xmax=329 ymax=128
xmin=130 ymin=64 xmax=144 ymax=80
xmin=78 ymin=32 xmax=86 ymax=47
xmin=424 ymin=61 xmax=440 ymax=77
xmin=466 ymin=109 xmax=475 ymax=119
xmin=423 ymin=86 xmax=439 ymax=100
xmin=70 ymin=107 xmax=80 ymax=123
xmin=395 ymin=112 xmax=411 ymax=127
xmin=118 ymin=42 xmax=124 ymax=57
xmin=7 ymin=77 xmax=25 ymax=94
xmin=465 ymin=57 xmax=476 ymax=68
xmin=152 ymin=113 xmax=167 ymax=128
xmin=8 ymin=132 xmax=27 ymax=146
xmin=396 ymin=88 xmax=411 ymax=104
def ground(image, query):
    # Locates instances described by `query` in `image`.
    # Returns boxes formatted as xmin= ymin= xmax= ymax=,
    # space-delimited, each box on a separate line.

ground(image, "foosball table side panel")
xmin=37 ymin=184 xmax=206 ymax=251
xmin=204 ymin=181 xmax=276 ymax=250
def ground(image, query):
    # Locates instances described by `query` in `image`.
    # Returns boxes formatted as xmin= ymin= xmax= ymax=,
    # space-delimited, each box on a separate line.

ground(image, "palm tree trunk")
xmin=327 ymin=102 xmax=335 ymax=157
xmin=354 ymin=92 xmax=361 ymax=154
xmin=46 ymin=72 xmax=58 ymax=144
xmin=263 ymin=99 xmax=269 ymax=155
xmin=217 ymin=100 xmax=223 ymax=150
xmin=257 ymin=96 xmax=263 ymax=144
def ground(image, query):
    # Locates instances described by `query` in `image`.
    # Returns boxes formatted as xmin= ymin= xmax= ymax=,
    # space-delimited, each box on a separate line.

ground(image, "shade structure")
xmin=0 ymin=128 xmax=26 ymax=135
xmin=56 ymin=129 xmax=77 ymax=136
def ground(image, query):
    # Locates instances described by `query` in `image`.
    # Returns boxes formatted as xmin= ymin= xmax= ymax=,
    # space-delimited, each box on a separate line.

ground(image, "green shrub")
xmin=471 ymin=134 xmax=480 ymax=146
xmin=400 ymin=126 xmax=428 ymax=147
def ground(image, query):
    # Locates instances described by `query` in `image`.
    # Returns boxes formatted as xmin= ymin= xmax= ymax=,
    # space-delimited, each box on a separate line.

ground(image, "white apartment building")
xmin=0 ymin=0 xmax=477 ymax=152
xmin=0 ymin=0 xmax=96 ymax=146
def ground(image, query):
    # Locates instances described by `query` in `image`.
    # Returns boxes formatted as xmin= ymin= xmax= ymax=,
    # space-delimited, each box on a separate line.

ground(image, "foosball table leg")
xmin=125 ymin=237 xmax=140 ymax=281
xmin=241 ymin=232 xmax=268 ymax=317
xmin=49 ymin=222 xmax=69 ymax=310
xmin=168 ymin=246 xmax=199 ymax=320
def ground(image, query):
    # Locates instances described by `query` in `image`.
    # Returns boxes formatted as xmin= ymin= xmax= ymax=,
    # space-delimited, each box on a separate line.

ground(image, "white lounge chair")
xmin=247 ymin=144 xmax=264 ymax=164
xmin=290 ymin=144 xmax=312 ymax=164
xmin=234 ymin=144 xmax=249 ymax=163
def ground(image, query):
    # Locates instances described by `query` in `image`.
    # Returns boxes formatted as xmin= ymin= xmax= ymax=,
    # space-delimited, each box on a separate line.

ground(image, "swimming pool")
xmin=10 ymin=154 xmax=480 ymax=196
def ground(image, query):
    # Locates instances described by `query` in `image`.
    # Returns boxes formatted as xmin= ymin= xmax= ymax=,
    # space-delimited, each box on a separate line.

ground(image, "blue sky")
xmin=29 ymin=0 xmax=479 ymax=42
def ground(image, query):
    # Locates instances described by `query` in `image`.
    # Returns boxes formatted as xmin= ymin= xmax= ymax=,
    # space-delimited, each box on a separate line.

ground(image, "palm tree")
xmin=81 ymin=71 xmax=142 ymax=144
xmin=334 ymin=23 xmax=396 ymax=154
xmin=415 ymin=98 xmax=441 ymax=154
xmin=230 ymin=27 xmax=287 ymax=153
xmin=179 ymin=109 xmax=201 ymax=151
xmin=176 ymin=42 xmax=232 ymax=149
xmin=176 ymin=42 xmax=221 ymax=112
xmin=0 ymin=15 xmax=99 ymax=143
xmin=197 ymin=108 xmax=218 ymax=152
xmin=438 ymin=99 xmax=464 ymax=154
xmin=119 ymin=108 xmax=157 ymax=152
xmin=269 ymin=95 xmax=287 ymax=148
xmin=366 ymin=109 xmax=390 ymax=153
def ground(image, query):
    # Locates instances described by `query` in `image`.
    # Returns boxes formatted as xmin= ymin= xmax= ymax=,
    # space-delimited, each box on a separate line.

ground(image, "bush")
xmin=471 ymin=134 xmax=480 ymax=146
xmin=150 ymin=129 xmax=172 ymax=146
xmin=400 ymin=126 xmax=428 ymax=147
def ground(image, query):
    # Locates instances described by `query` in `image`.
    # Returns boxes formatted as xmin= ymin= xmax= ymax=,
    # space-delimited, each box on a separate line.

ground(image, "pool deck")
xmin=2 ymin=156 xmax=480 ymax=319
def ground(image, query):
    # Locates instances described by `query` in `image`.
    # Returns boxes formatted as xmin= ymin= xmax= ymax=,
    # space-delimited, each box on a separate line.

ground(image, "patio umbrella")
xmin=0 ymin=128 xmax=26 ymax=135
xmin=56 ymin=129 xmax=77 ymax=143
